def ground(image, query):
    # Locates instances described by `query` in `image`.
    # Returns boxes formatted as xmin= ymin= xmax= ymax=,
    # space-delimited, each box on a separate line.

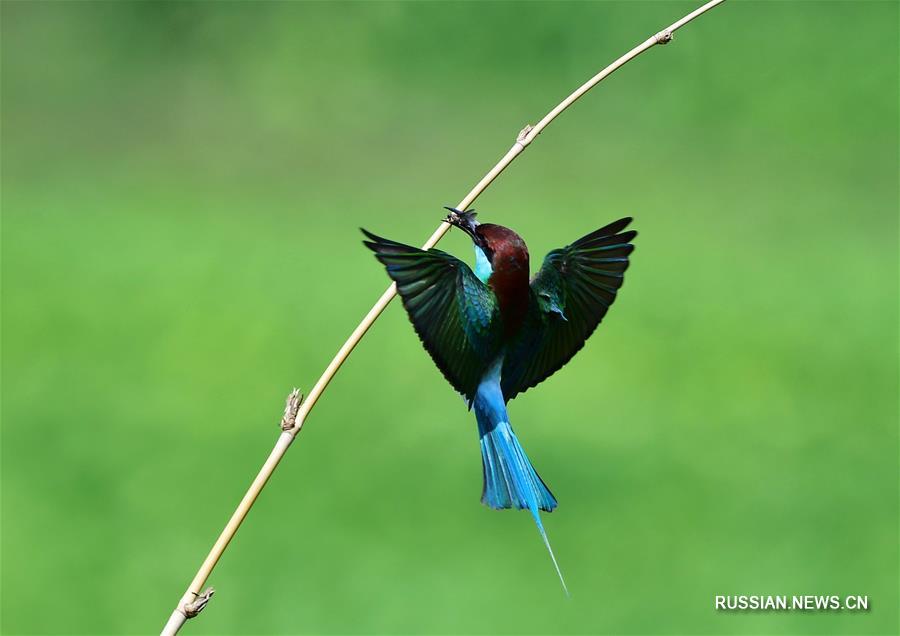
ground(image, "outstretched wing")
xmin=363 ymin=230 xmax=503 ymax=403
xmin=501 ymin=217 xmax=636 ymax=401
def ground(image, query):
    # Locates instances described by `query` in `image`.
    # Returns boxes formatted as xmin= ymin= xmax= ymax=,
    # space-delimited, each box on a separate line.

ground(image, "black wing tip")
xmin=604 ymin=216 xmax=634 ymax=236
xmin=618 ymin=219 xmax=637 ymax=246
xmin=572 ymin=217 xmax=637 ymax=249
xmin=361 ymin=228 xmax=386 ymax=254
xmin=360 ymin=227 xmax=385 ymax=243
xmin=361 ymin=228 xmax=420 ymax=255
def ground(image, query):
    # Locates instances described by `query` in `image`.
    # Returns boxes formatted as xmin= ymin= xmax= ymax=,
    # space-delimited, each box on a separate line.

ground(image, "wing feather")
xmin=501 ymin=218 xmax=636 ymax=401
xmin=363 ymin=229 xmax=502 ymax=402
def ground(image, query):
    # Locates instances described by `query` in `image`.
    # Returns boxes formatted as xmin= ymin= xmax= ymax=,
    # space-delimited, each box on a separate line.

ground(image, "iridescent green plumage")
xmin=363 ymin=217 xmax=635 ymax=404
xmin=362 ymin=229 xmax=502 ymax=403
xmin=501 ymin=217 xmax=636 ymax=400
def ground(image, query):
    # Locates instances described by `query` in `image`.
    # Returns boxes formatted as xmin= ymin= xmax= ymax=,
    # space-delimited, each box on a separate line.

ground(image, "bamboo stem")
xmin=161 ymin=1 xmax=727 ymax=633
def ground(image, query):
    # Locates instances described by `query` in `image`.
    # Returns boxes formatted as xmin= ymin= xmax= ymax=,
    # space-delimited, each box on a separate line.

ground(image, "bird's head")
xmin=444 ymin=207 xmax=528 ymax=270
xmin=445 ymin=207 xmax=483 ymax=245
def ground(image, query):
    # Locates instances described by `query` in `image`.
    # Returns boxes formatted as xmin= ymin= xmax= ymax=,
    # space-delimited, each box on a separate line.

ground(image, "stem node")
xmin=516 ymin=124 xmax=535 ymax=147
xmin=655 ymin=30 xmax=674 ymax=45
xmin=281 ymin=388 xmax=304 ymax=433
xmin=184 ymin=588 xmax=215 ymax=618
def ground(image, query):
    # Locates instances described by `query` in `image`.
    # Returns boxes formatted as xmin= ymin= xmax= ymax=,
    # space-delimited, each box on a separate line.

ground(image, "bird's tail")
xmin=474 ymin=386 xmax=567 ymax=594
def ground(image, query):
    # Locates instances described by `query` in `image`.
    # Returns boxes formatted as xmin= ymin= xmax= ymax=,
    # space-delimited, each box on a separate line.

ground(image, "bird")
xmin=362 ymin=208 xmax=636 ymax=593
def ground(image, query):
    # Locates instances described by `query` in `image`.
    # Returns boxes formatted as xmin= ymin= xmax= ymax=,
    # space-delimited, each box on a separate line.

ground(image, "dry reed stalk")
xmin=161 ymin=2 xmax=728 ymax=633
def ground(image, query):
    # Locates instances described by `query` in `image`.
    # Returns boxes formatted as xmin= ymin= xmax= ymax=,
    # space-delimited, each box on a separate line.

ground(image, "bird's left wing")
xmin=363 ymin=230 xmax=502 ymax=403
xmin=501 ymin=217 xmax=636 ymax=401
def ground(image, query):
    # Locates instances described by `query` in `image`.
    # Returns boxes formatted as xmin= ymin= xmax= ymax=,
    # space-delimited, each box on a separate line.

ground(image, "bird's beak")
xmin=444 ymin=207 xmax=480 ymax=242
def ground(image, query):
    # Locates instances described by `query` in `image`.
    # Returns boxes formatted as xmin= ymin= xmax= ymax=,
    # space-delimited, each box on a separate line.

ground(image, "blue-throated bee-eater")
xmin=363 ymin=209 xmax=636 ymax=592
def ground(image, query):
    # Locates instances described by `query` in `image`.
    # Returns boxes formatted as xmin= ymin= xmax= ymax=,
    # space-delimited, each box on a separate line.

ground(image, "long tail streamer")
xmin=478 ymin=411 xmax=568 ymax=594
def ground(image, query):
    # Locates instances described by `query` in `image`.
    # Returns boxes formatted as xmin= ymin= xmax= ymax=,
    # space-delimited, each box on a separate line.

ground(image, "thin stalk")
xmin=161 ymin=1 xmax=727 ymax=633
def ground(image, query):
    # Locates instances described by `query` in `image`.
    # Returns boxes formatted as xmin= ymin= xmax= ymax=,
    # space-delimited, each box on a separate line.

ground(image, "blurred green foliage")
xmin=2 ymin=1 xmax=897 ymax=634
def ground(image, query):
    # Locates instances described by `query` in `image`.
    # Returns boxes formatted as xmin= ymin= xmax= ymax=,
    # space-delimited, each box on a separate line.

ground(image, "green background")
xmin=2 ymin=1 xmax=897 ymax=634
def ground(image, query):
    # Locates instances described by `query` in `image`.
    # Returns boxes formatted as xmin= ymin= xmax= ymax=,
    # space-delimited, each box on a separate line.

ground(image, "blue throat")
xmin=473 ymin=245 xmax=493 ymax=284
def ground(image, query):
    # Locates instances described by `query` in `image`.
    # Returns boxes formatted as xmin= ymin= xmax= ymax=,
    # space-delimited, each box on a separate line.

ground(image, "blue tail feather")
xmin=479 ymin=418 xmax=557 ymax=513
xmin=474 ymin=374 xmax=567 ymax=594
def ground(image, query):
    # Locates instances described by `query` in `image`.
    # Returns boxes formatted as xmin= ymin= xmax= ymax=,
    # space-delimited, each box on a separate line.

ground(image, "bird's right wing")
xmin=363 ymin=230 xmax=503 ymax=403
xmin=501 ymin=217 xmax=636 ymax=401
